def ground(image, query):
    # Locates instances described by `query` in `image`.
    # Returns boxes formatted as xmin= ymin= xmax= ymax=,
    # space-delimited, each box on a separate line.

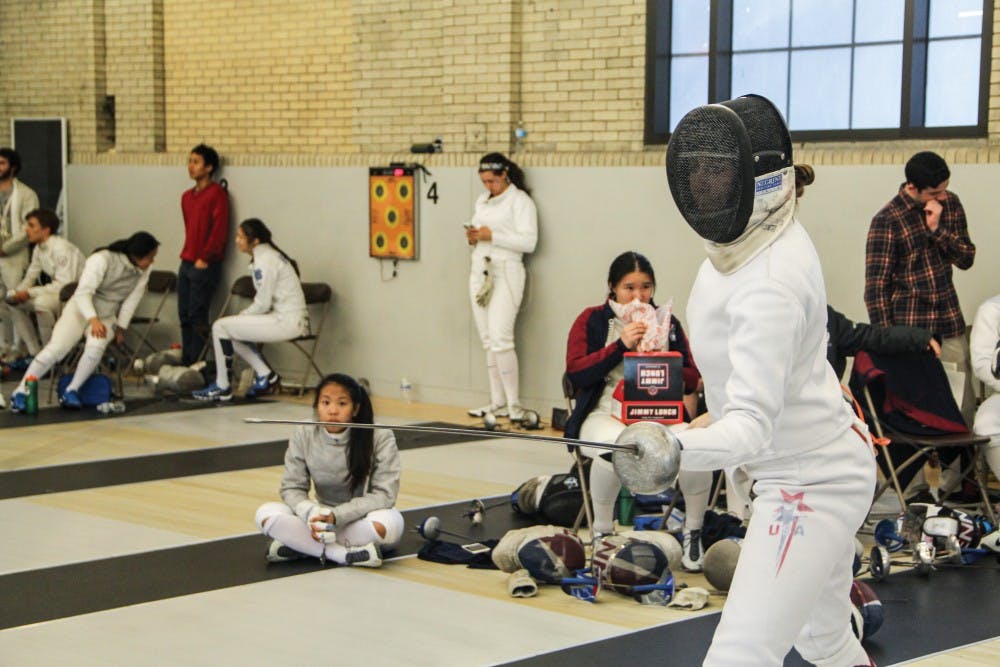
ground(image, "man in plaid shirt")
xmin=864 ymin=151 xmax=976 ymax=421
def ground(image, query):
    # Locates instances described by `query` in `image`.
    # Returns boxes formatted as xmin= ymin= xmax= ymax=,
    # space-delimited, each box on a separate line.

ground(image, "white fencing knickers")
xmin=703 ymin=422 xmax=877 ymax=667
xmin=469 ymin=257 xmax=525 ymax=411
xmin=15 ymin=299 xmax=114 ymax=395
xmin=255 ymin=502 xmax=404 ymax=564
xmin=0 ymin=253 xmax=29 ymax=349
xmin=9 ymin=292 xmax=60 ymax=355
xmin=211 ymin=312 xmax=308 ymax=384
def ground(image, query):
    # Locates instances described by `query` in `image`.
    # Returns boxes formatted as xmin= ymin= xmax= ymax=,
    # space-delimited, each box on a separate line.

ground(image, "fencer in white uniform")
xmin=666 ymin=96 xmax=877 ymax=667
xmin=7 ymin=208 xmax=85 ymax=355
xmin=972 ymin=295 xmax=1000 ymax=480
xmin=9 ymin=231 xmax=159 ymax=411
xmin=0 ymin=148 xmax=40 ymax=357
xmin=255 ymin=373 xmax=403 ymax=567
xmin=465 ymin=152 xmax=538 ymax=421
xmin=194 ymin=218 xmax=307 ymax=401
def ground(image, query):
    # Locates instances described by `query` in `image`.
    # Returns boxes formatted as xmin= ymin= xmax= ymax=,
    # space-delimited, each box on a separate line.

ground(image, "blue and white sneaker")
xmin=60 ymin=389 xmax=83 ymax=410
xmin=10 ymin=391 xmax=27 ymax=413
xmin=192 ymin=382 xmax=233 ymax=402
xmin=245 ymin=371 xmax=280 ymax=398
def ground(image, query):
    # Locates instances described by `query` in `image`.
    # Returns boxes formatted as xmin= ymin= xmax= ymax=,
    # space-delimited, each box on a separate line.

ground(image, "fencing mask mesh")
xmin=667 ymin=94 xmax=791 ymax=244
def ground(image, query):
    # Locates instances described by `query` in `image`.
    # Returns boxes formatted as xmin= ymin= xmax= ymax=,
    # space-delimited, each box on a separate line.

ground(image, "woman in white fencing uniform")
xmin=194 ymin=218 xmax=307 ymax=401
xmin=464 ymin=152 xmax=537 ymax=421
xmin=9 ymin=231 xmax=159 ymax=411
xmin=666 ymin=95 xmax=877 ymax=667
xmin=255 ymin=373 xmax=403 ymax=567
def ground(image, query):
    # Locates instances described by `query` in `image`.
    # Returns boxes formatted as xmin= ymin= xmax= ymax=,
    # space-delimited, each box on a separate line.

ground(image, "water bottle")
xmin=617 ymin=485 xmax=635 ymax=527
xmin=400 ymin=378 xmax=413 ymax=404
xmin=25 ymin=375 xmax=38 ymax=415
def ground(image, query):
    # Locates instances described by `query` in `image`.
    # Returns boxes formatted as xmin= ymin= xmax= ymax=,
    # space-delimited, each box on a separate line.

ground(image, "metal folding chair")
xmin=124 ymin=269 xmax=178 ymax=373
xmin=196 ymin=277 xmax=332 ymax=396
xmin=282 ymin=282 xmax=333 ymax=395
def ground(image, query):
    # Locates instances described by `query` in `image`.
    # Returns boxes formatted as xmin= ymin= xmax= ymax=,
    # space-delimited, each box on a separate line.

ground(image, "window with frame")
xmin=645 ymin=0 xmax=992 ymax=143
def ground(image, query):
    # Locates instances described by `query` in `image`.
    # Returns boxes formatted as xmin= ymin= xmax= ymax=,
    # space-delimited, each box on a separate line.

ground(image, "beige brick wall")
xmin=1 ymin=0 xmax=999 ymax=166
xmin=0 ymin=0 xmax=107 ymax=154
xmin=162 ymin=0 xmax=353 ymax=154
xmin=106 ymin=0 xmax=165 ymax=152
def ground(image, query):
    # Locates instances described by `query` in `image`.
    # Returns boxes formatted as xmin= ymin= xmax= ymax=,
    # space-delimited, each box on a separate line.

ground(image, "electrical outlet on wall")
xmin=465 ymin=123 xmax=487 ymax=152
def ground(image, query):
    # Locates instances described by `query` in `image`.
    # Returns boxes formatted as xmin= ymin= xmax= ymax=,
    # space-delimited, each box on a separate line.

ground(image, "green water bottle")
xmin=25 ymin=375 xmax=39 ymax=415
xmin=617 ymin=485 xmax=635 ymax=526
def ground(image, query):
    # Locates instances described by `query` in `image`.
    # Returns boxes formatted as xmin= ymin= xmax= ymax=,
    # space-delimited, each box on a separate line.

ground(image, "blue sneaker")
xmin=10 ymin=391 xmax=27 ymax=413
xmin=60 ymin=389 xmax=82 ymax=410
xmin=245 ymin=371 xmax=280 ymax=398
xmin=192 ymin=382 xmax=233 ymax=402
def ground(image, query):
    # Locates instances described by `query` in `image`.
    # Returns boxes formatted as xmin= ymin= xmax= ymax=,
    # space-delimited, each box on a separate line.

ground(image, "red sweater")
xmin=180 ymin=181 xmax=230 ymax=263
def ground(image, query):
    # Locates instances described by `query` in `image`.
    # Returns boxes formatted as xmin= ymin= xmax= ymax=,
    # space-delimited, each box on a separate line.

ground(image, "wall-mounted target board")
xmin=369 ymin=165 xmax=418 ymax=260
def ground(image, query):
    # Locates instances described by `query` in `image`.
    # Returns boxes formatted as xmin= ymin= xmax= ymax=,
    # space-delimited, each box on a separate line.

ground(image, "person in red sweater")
xmin=179 ymin=144 xmax=230 ymax=366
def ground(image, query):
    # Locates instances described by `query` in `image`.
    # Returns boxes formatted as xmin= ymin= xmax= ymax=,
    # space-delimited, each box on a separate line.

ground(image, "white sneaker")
xmin=468 ymin=404 xmax=508 ymax=418
xmin=265 ymin=539 xmax=306 ymax=563
xmin=507 ymin=405 xmax=526 ymax=421
xmin=980 ymin=529 xmax=1000 ymax=553
xmin=682 ymin=529 xmax=704 ymax=572
xmin=344 ymin=542 xmax=383 ymax=568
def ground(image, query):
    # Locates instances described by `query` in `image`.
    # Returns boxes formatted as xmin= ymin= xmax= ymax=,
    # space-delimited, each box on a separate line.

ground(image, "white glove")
xmin=475 ymin=258 xmax=494 ymax=307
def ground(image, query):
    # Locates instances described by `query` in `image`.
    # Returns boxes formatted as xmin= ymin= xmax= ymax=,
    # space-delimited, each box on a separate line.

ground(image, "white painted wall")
xmin=66 ymin=162 xmax=998 ymax=413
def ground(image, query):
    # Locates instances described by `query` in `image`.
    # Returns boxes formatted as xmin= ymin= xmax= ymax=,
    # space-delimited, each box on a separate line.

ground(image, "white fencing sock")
xmin=486 ymin=350 xmax=506 ymax=409
xmin=495 ymin=348 xmax=521 ymax=411
xmin=588 ymin=455 xmax=620 ymax=535
xmin=679 ymin=469 xmax=712 ymax=531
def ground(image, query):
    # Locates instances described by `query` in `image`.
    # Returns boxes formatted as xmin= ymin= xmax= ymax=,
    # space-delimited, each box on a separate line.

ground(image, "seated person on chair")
xmin=826 ymin=304 xmax=940 ymax=381
xmin=9 ymin=231 xmax=159 ymax=412
xmin=254 ymin=373 xmax=403 ymax=567
xmin=6 ymin=208 xmax=85 ymax=360
xmin=971 ymin=294 xmax=1000 ymax=484
xmin=564 ymin=250 xmax=712 ymax=571
xmin=194 ymin=218 xmax=308 ymax=401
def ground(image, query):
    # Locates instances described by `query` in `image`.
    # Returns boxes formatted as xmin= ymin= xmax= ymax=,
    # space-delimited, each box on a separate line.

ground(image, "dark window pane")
xmin=789 ymin=48 xmax=851 ymax=129
xmin=732 ymin=0 xmax=790 ymax=51
xmin=791 ymin=0 xmax=853 ymax=47
xmin=925 ymin=38 xmax=981 ymax=126
xmin=852 ymin=45 xmax=903 ymax=128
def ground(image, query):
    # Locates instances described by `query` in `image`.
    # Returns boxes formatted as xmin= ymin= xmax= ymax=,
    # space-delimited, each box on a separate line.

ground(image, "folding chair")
xmin=123 ymin=269 xmax=177 ymax=375
xmin=851 ymin=350 xmax=995 ymax=525
xmin=562 ymin=372 xmax=596 ymax=533
xmin=196 ymin=277 xmax=332 ymax=396
xmin=281 ymin=282 xmax=333 ymax=395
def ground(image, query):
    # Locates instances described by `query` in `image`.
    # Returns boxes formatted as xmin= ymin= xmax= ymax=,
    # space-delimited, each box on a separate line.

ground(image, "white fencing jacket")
xmin=17 ymin=235 xmax=86 ymax=299
xmin=468 ymin=183 xmax=538 ymax=264
xmin=1 ymin=178 xmax=39 ymax=258
xmin=242 ymin=243 xmax=307 ymax=320
xmin=679 ymin=221 xmax=854 ymax=471
xmin=71 ymin=250 xmax=150 ymax=329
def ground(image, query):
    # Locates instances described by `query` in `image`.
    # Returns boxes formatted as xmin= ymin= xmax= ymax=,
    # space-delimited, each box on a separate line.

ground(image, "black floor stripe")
xmin=499 ymin=559 xmax=1000 ymax=667
xmin=0 ymin=396 xmax=274 ymax=429
xmin=0 ymin=497 xmax=532 ymax=629
xmin=2 ymin=423 xmax=495 ymax=499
